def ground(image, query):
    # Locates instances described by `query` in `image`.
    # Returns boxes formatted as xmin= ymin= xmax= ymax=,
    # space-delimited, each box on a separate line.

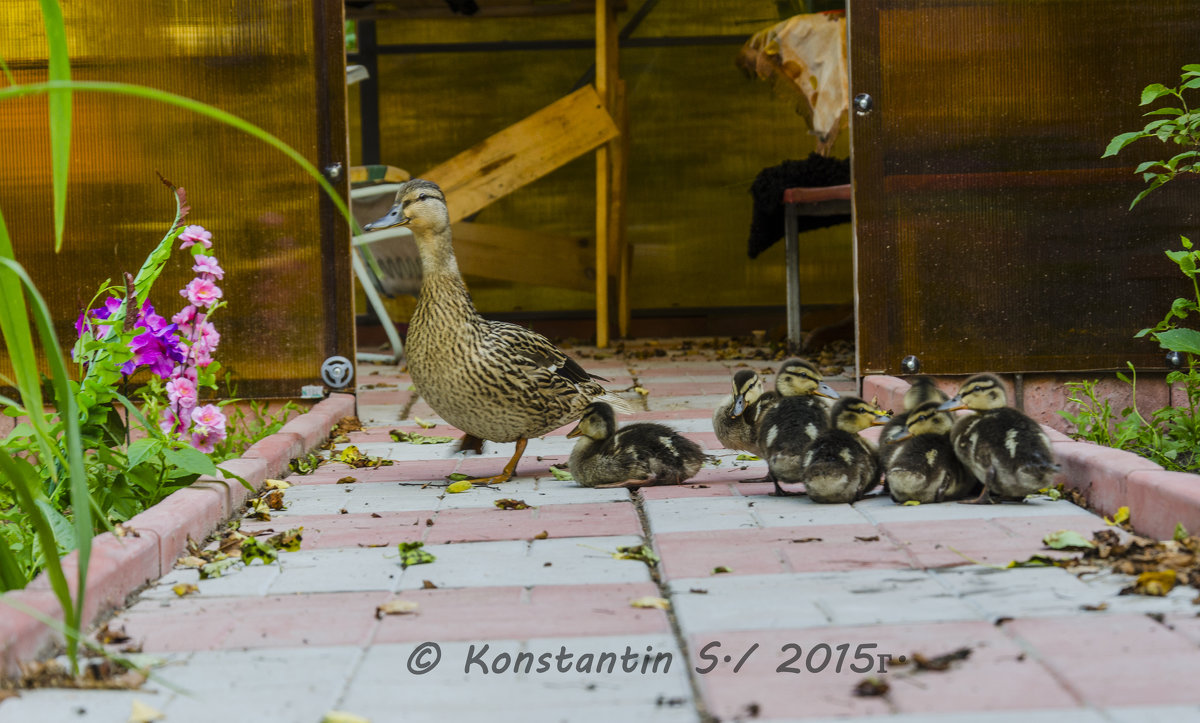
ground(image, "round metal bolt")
xmin=323 ymin=162 xmax=344 ymax=182
xmin=853 ymin=93 xmax=874 ymax=116
xmin=1166 ymin=350 xmax=1185 ymax=369
xmin=900 ymin=355 xmax=920 ymax=374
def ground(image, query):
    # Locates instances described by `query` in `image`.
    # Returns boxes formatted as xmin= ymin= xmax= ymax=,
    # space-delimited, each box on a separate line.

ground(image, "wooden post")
xmin=594 ymin=0 xmax=617 ymax=348
xmin=612 ymin=78 xmax=630 ymax=338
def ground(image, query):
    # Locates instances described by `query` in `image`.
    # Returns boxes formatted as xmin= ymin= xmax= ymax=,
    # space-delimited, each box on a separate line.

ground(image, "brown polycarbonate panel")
xmin=0 ymin=0 xmax=352 ymax=398
xmin=851 ymin=0 xmax=1200 ymax=375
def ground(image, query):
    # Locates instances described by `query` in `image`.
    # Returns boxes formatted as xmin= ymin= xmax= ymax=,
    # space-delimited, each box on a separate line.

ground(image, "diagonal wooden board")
xmin=452 ymin=222 xmax=594 ymax=292
xmin=423 ymin=85 xmax=620 ymax=224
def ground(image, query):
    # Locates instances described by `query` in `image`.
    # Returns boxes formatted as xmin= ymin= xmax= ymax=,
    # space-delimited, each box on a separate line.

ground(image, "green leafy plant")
xmin=1065 ymin=64 xmax=1200 ymax=473
xmin=1102 ymin=64 xmax=1200 ymax=209
xmin=0 ymin=0 xmax=352 ymax=677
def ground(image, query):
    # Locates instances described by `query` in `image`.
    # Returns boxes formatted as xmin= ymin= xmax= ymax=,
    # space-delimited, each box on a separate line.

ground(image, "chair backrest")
xmin=350 ymin=167 xmax=422 ymax=297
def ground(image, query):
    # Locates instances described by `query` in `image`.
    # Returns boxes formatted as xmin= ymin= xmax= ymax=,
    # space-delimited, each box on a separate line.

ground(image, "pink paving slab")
xmin=691 ymin=620 xmax=1077 ymax=719
xmin=354 ymin=389 xmax=414 ymax=407
xmin=373 ymin=582 xmax=670 ymax=643
xmin=296 ymin=459 xmax=461 ymax=484
xmin=240 ymin=511 xmax=433 ymax=549
xmin=655 ymin=525 xmax=912 ymax=579
xmin=878 ymin=518 xmax=1081 ymax=569
xmin=113 ymin=591 xmax=394 ymax=652
xmin=424 ymin=503 xmax=642 ymax=544
xmin=638 ymin=380 xmax=734 ymax=396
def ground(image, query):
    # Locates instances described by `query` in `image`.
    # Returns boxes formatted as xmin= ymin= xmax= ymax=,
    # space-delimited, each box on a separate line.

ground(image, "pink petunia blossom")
xmin=192 ymin=255 xmax=224 ymax=280
xmin=165 ymin=375 xmax=197 ymax=409
xmin=178 ymin=225 xmax=213 ymax=250
xmin=190 ymin=404 xmax=227 ymax=434
xmin=172 ymin=305 xmax=198 ymax=336
xmin=182 ymin=278 xmax=223 ymax=308
xmin=159 ymin=408 xmax=180 ymax=436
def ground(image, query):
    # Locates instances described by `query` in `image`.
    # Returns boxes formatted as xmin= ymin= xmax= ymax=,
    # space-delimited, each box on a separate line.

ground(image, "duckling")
xmin=567 ymin=402 xmax=708 ymax=488
xmin=712 ymin=369 xmax=770 ymax=454
xmin=938 ymin=374 xmax=1060 ymax=503
xmin=755 ymin=359 xmax=842 ymax=494
xmin=796 ymin=396 xmax=889 ymax=504
xmin=878 ymin=376 xmax=949 ymax=447
xmin=882 ymin=400 xmax=980 ymax=503
xmin=363 ymin=179 xmax=628 ymax=485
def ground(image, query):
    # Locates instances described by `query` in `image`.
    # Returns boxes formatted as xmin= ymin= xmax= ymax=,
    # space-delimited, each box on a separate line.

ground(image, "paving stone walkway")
xmin=3 ymin=355 xmax=1200 ymax=722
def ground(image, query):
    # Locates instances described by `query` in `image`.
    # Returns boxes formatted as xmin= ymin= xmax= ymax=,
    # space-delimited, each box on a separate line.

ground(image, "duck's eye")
xmin=417 ymin=193 xmax=428 ymax=202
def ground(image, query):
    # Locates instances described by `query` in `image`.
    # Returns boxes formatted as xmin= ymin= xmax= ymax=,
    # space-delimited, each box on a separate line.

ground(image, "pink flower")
xmin=189 ymin=404 xmax=227 ymax=453
xmin=197 ymin=320 xmax=220 ymax=351
xmin=159 ymin=408 xmax=180 ymax=436
xmin=192 ymin=255 xmax=224 ymax=280
xmin=182 ymin=278 xmax=223 ymax=308
xmin=172 ymin=305 xmax=198 ymax=335
xmin=166 ymin=376 xmax=197 ymax=409
xmin=178 ymin=225 xmax=212 ymax=250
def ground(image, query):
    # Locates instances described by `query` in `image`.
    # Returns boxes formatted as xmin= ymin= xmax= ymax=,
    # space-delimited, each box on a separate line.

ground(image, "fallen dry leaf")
xmin=533 ymin=530 xmax=549 ymax=540
xmin=1122 ymin=569 xmax=1177 ymax=597
xmin=129 ymin=699 xmax=165 ymax=723
xmin=853 ymin=677 xmax=889 ymax=697
xmin=172 ymin=583 xmax=199 ymax=597
xmin=337 ymin=476 xmax=357 ymax=484
xmin=264 ymin=489 xmax=286 ymax=510
xmin=175 ymin=555 xmax=207 ymax=569
xmin=96 ymin=623 xmax=130 ymax=645
xmin=912 ymin=647 xmax=971 ymax=671
xmin=495 ymin=498 xmax=531 ymax=510
xmin=630 ymin=596 xmax=670 ymax=610
xmin=855 ymin=535 xmax=880 ymax=542
xmin=375 ymin=599 xmax=419 ymax=618
xmin=422 ymin=580 xmax=438 ymax=589
xmin=264 ymin=478 xmax=291 ymax=490
xmin=321 ymin=711 xmax=370 ymax=723
xmin=447 ymin=480 xmax=473 ymax=494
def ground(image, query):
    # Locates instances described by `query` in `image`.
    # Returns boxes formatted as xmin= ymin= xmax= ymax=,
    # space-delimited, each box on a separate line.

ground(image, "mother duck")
xmin=364 ymin=179 xmax=627 ymax=484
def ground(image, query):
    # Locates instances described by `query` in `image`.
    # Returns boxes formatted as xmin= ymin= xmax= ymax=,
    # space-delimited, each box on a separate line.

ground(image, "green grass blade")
xmin=37 ymin=0 xmax=72 ymax=252
xmin=0 ymin=80 xmax=351 ymax=227
xmin=0 ymin=450 xmax=72 ymax=616
xmin=0 ymin=536 xmax=28 ymax=591
xmin=0 ymin=256 xmax=91 ymax=671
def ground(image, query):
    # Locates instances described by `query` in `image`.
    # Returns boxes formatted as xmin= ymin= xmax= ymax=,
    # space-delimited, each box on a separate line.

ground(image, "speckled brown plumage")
xmin=365 ymin=180 xmax=621 ymax=478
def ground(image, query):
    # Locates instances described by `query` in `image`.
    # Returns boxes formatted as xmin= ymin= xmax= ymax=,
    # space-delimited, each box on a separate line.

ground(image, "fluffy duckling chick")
xmin=712 ymin=369 xmax=769 ymax=454
xmin=568 ymin=402 xmax=708 ymax=488
xmin=797 ymin=396 xmax=889 ymax=504
xmin=879 ymin=376 xmax=949 ymax=447
xmin=756 ymin=359 xmax=841 ymax=494
xmin=938 ymin=374 xmax=1060 ymax=503
xmin=796 ymin=393 xmax=892 ymax=502
xmin=882 ymin=400 xmax=980 ymax=503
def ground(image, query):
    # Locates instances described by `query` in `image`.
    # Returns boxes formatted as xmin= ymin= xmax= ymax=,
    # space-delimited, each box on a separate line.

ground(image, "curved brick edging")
xmin=863 ymin=374 xmax=1200 ymax=541
xmin=0 ymin=393 xmax=356 ymax=677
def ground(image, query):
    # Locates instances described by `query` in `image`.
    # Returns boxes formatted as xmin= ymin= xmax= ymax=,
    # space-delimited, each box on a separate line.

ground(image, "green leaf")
xmin=38 ymin=0 xmax=71 ymax=252
xmin=1130 ymin=175 xmax=1166 ymax=209
xmin=1140 ymin=83 xmax=1173 ymax=105
xmin=240 ymin=536 xmax=279 ymax=565
xmin=389 ymin=430 xmax=455 ymax=445
xmin=397 ymin=541 xmax=435 ymax=569
xmin=1182 ymin=77 xmax=1200 ymax=91
xmin=125 ymin=438 xmax=163 ymax=469
xmin=1155 ymin=328 xmax=1200 ymax=355
xmin=1175 ymin=522 xmax=1189 ymax=541
xmin=549 ymin=466 xmax=573 ymax=481
xmin=1135 ymin=160 xmax=1165 ymax=173
xmin=163 ymin=446 xmax=218 ymax=477
xmin=1141 ymin=118 xmax=1172 ymax=134
xmin=614 ymin=544 xmax=659 ymax=565
xmin=1102 ymin=131 xmax=1145 ymax=158
xmin=1142 ymin=107 xmax=1183 ymax=117
xmin=735 ymin=454 xmax=760 ymax=461
xmin=199 ymin=558 xmax=238 ymax=579
xmin=1043 ymin=530 xmax=1095 ymax=550
xmin=445 ymin=473 xmax=471 ymax=481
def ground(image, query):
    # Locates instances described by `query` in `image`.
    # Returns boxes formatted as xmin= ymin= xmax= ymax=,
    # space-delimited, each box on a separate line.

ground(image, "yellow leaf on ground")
xmin=175 ymin=555 xmax=206 ymax=569
xmin=129 ymin=699 xmax=164 ymax=722
xmin=630 ymin=596 xmax=670 ymax=610
xmin=321 ymin=712 xmax=370 ymax=723
xmin=414 ymin=417 xmax=436 ymax=429
xmin=1126 ymin=569 xmax=1177 ymax=597
xmin=447 ymin=480 xmax=473 ymax=494
xmin=264 ymin=478 xmax=291 ymax=490
xmin=1105 ymin=506 xmax=1131 ymax=526
xmin=375 ymin=599 xmax=420 ymax=618
xmin=172 ymin=583 xmax=199 ymax=597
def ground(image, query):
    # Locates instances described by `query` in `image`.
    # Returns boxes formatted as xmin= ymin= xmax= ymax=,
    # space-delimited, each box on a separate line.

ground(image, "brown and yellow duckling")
xmin=878 ymin=376 xmax=949 ymax=447
xmin=755 ymin=359 xmax=841 ymax=495
xmin=364 ymin=179 xmax=628 ymax=485
xmin=882 ymin=400 xmax=980 ymax=504
xmin=938 ymin=374 xmax=1060 ymax=503
xmin=712 ymin=369 xmax=770 ymax=454
xmin=567 ymin=402 xmax=708 ymax=488
xmin=796 ymin=396 xmax=889 ymax=504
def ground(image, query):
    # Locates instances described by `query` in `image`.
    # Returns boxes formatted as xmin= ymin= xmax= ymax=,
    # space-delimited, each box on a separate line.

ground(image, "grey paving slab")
xmin=395 ymin=535 xmax=651 ymax=589
xmin=668 ymin=569 xmax=979 ymax=633
xmin=0 ymin=689 xmax=160 ymax=722
xmin=852 ymin=494 xmax=1095 ymax=523
xmin=434 ymin=478 xmax=631 ymax=508
xmin=643 ymin=497 xmax=762 ymax=533
xmin=750 ymin=496 xmax=876 ymax=528
xmin=934 ymin=565 xmax=1200 ymax=620
xmin=646 ymin=393 xmax=727 ymax=412
xmin=337 ymin=635 xmax=694 ymax=723
xmin=140 ymin=558 xmax=280 ymax=600
xmin=758 ymin=711 xmax=1111 ymax=723
xmin=270 ymin=482 xmax=445 ymax=515
xmin=1106 ymin=705 xmax=1200 ymax=722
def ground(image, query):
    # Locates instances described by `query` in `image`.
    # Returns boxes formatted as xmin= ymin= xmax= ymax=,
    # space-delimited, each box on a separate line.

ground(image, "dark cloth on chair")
xmin=747 ymin=153 xmax=851 ymax=259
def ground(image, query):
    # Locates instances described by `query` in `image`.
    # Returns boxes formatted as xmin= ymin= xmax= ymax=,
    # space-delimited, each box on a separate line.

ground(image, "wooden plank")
xmin=612 ymin=78 xmax=630 ymax=338
xmin=346 ymin=0 xmax=625 ymax=21
xmin=423 ymin=85 xmax=619 ymax=224
xmin=594 ymin=0 xmax=617 ymax=348
xmin=451 ymin=222 xmax=595 ymax=292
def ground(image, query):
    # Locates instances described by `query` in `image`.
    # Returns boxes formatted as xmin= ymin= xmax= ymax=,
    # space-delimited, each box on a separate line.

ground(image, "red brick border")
xmin=0 ymin=393 xmax=355 ymax=677
xmin=863 ymin=374 xmax=1199 ymax=541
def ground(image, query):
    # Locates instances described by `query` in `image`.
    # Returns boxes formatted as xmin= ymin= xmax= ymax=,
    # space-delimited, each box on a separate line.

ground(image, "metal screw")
xmin=900 ymin=355 xmax=920 ymax=374
xmin=1166 ymin=351 xmax=1185 ymax=369
xmin=853 ymin=93 xmax=874 ymax=116
xmin=323 ymin=162 xmax=344 ymax=182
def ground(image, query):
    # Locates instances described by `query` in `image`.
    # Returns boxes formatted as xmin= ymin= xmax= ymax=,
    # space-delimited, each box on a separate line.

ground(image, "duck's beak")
xmin=363 ymin=204 xmax=408 ymax=231
xmin=816 ymin=382 xmax=841 ymax=400
xmin=731 ymin=394 xmax=747 ymax=418
xmin=870 ymin=412 xmax=891 ymax=426
xmin=937 ymin=396 xmax=966 ymax=412
xmin=566 ymin=423 xmax=583 ymax=439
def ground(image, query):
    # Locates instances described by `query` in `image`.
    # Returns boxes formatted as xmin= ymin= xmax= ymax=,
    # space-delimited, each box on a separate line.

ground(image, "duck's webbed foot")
xmin=466 ymin=438 xmax=526 ymax=485
xmin=958 ymin=472 xmax=996 ymax=505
